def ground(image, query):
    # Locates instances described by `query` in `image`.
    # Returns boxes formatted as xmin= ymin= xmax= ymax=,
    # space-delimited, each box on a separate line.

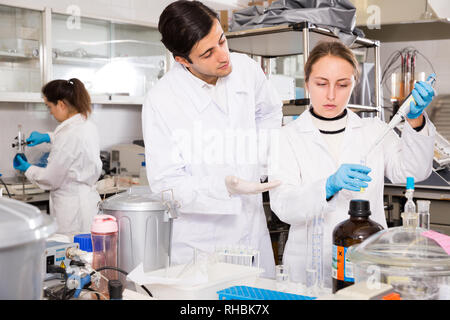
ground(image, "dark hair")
xmin=158 ymin=0 xmax=219 ymax=63
xmin=42 ymin=78 xmax=92 ymax=118
xmin=304 ymin=41 xmax=360 ymax=83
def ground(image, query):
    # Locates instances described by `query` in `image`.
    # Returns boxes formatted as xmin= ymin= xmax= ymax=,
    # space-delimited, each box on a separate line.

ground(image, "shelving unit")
xmin=225 ymin=22 xmax=382 ymax=119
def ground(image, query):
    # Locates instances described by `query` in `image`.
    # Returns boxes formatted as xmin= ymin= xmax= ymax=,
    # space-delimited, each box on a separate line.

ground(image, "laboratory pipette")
xmin=361 ymin=73 xmax=437 ymax=162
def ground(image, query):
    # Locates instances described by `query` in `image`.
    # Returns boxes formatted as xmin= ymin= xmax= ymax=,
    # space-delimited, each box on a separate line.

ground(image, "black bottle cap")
xmin=108 ymin=279 xmax=123 ymax=300
xmin=348 ymin=199 xmax=371 ymax=217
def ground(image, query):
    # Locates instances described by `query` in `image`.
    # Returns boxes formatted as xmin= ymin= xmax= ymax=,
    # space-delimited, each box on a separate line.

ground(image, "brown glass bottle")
xmin=332 ymin=199 xmax=384 ymax=293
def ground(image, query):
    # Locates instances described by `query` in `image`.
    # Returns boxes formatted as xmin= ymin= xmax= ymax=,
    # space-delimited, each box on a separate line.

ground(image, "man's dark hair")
xmin=158 ymin=1 xmax=219 ymax=63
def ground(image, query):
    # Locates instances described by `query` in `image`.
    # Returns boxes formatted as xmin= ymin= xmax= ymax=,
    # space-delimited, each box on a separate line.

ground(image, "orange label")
xmin=336 ymin=246 xmax=345 ymax=281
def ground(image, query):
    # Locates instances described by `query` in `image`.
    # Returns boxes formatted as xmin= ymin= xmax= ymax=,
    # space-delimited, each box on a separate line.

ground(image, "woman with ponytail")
xmin=13 ymin=78 xmax=102 ymax=234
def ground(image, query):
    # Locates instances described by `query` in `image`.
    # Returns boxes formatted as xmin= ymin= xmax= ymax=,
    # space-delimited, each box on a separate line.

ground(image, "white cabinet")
xmin=0 ymin=4 xmax=167 ymax=105
xmin=0 ymin=5 xmax=43 ymax=100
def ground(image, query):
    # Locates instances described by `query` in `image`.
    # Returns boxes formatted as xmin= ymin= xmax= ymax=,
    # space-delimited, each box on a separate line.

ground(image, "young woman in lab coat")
xmin=142 ymin=1 xmax=282 ymax=278
xmin=269 ymin=41 xmax=436 ymax=288
xmin=13 ymin=78 xmax=102 ymax=234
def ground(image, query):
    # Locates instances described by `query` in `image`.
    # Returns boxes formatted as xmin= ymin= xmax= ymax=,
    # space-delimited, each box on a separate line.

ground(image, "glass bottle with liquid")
xmin=332 ymin=199 xmax=384 ymax=293
xmin=418 ymin=200 xmax=430 ymax=230
xmin=401 ymin=177 xmax=417 ymax=228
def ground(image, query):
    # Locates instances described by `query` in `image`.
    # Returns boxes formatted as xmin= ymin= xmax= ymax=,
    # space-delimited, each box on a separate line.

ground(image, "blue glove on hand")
xmin=408 ymin=74 xmax=436 ymax=119
xmin=13 ymin=154 xmax=31 ymax=172
xmin=26 ymin=131 xmax=50 ymax=146
xmin=326 ymin=163 xmax=372 ymax=199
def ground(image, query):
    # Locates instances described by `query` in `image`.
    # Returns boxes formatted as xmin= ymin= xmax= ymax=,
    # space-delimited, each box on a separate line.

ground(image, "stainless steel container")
xmin=99 ymin=186 xmax=178 ymax=273
xmin=0 ymin=197 xmax=57 ymax=299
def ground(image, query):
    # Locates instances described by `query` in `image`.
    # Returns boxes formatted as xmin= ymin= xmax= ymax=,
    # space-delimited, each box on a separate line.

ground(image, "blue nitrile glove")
xmin=26 ymin=131 xmax=50 ymax=146
xmin=13 ymin=154 xmax=31 ymax=172
xmin=408 ymin=74 xmax=436 ymax=119
xmin=325 ymin=163 xmax=372 ymax=199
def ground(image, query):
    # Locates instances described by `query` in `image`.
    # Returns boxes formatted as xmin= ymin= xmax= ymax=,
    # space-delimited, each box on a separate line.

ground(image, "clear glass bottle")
xmin=402 ymin=177 xmax=417 ymax=228
xmin=417 ymin=200 xmax=431 ymax=230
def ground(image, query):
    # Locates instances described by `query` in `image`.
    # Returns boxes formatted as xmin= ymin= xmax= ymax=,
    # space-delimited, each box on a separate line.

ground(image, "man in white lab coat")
xmin=141 ymin=1 xmax=283 ymax=277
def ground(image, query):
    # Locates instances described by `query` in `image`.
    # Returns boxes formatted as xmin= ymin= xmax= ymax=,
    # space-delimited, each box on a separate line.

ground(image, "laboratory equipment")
xmin=0 ymin=196 xmax=57 ymax=299
xmin=11 ymin=124 xmax=29 ymax=155
xmin=347 ymin=226 xmax=450 ymax=300
xmin=305 ymin=211 xmax=324 ymax=295
xmin=275 ymin=264 xmax=290 ymax=292
xmin=362 ymin=74 xmax=436 ymax=161
xmin=433 ymin=131 xmax=450 ymax=170
xmin=108 ymin=280 xmax=123 ymax=300
xmin=131 ymin=262 xmax=263 ymax=300
xmin=11 ymin=124 xmax=30 ymax=199
xmin=418 ymin=200 xmax=431 ymax=230
xmin=110 ymin=143 xmax=145 ymax=176
xmin=91 ymin=214 xmax=119 ymax=296
xmin=44 ymin=241 xmax=80 ymax=280
xmin=332 ymin=199 xmax=384 ymax=293
xmin=215 ymin=245 xmax=260 ymax=268
xmin=98 ymin=186 xmax=179 ymax=273
xmin=73 ymin=233 xmax=93 ymax=252
xmin=401 ymin=177 xmax=417 ymax=228
xmin=217 ymin=286 xmax=316 ymax=300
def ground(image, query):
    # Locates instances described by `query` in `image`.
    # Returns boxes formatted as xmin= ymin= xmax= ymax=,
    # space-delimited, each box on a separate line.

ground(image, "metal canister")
xmin=99 ymin=186 xmax=179 ymax=273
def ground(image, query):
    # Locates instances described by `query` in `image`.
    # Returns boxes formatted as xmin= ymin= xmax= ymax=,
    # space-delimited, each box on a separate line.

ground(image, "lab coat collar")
xmin=54 ymin=113 xmax=85 ymax=135
xmin=173 ymin=57 xmax=249 ymax=114
xmin=294 ymin=107 xmax=363 ymax=133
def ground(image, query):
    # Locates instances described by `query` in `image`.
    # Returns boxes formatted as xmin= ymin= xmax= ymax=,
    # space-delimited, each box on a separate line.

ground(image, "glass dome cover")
xmin=348 ymin=226 xmax=450 ymax=273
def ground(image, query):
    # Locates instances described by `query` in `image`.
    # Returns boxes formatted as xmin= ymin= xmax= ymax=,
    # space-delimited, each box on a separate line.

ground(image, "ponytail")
xmin=42 ymin=78 xmax=92 ymax=118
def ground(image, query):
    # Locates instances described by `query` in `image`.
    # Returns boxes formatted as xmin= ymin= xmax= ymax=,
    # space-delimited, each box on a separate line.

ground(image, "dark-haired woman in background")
xmin=13 ymin=78 xmax=102 ymax=234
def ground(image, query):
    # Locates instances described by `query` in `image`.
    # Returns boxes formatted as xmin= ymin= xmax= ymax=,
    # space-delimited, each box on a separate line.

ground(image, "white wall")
xmin=0 ymin=102 xmax=142 ymax=177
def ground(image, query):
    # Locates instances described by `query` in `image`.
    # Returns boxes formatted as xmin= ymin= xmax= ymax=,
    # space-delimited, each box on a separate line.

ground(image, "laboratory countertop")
xmin=43 ymin=276 xmax=317 ymax=300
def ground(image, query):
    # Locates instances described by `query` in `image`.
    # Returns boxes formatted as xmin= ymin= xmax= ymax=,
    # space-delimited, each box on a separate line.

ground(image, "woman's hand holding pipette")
xmin=407 ymin=74 xmax=436 ymax=120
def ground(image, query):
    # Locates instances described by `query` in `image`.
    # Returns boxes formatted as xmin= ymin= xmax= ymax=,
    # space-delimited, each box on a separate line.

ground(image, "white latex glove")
xmin=225 ymin=175 xmax=282 ymax=196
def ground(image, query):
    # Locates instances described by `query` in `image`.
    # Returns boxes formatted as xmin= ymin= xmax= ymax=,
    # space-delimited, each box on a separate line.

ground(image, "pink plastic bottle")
xmin=91 ymin=215 xmax=118 ymax=296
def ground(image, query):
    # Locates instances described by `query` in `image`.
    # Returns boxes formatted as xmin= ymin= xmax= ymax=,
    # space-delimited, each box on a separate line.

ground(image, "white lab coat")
xmin=269 ymin=108 xmax=435 ymax=288
xmin=142 ymin=53 xmax=283 ymax=277
xmin=25 ymin=113 xmax=102 ymax=234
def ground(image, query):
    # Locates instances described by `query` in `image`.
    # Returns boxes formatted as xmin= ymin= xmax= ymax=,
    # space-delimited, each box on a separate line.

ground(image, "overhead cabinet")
xmin=0 ymin=4 xmax=167 ymax=105
xmin=0 ymin=5 xmax=43 ymax=100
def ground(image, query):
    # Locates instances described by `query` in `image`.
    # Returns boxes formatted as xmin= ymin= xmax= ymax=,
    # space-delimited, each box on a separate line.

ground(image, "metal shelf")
xmin=226 ymin=21 xmax=383 ymax=120
xmin=0 ymin=51 xmax=39 ymax=62
xmin=225 ymin=22 xmax=378 ymax=58
xmin=52 ymin=56 xmax=109 ymax=66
